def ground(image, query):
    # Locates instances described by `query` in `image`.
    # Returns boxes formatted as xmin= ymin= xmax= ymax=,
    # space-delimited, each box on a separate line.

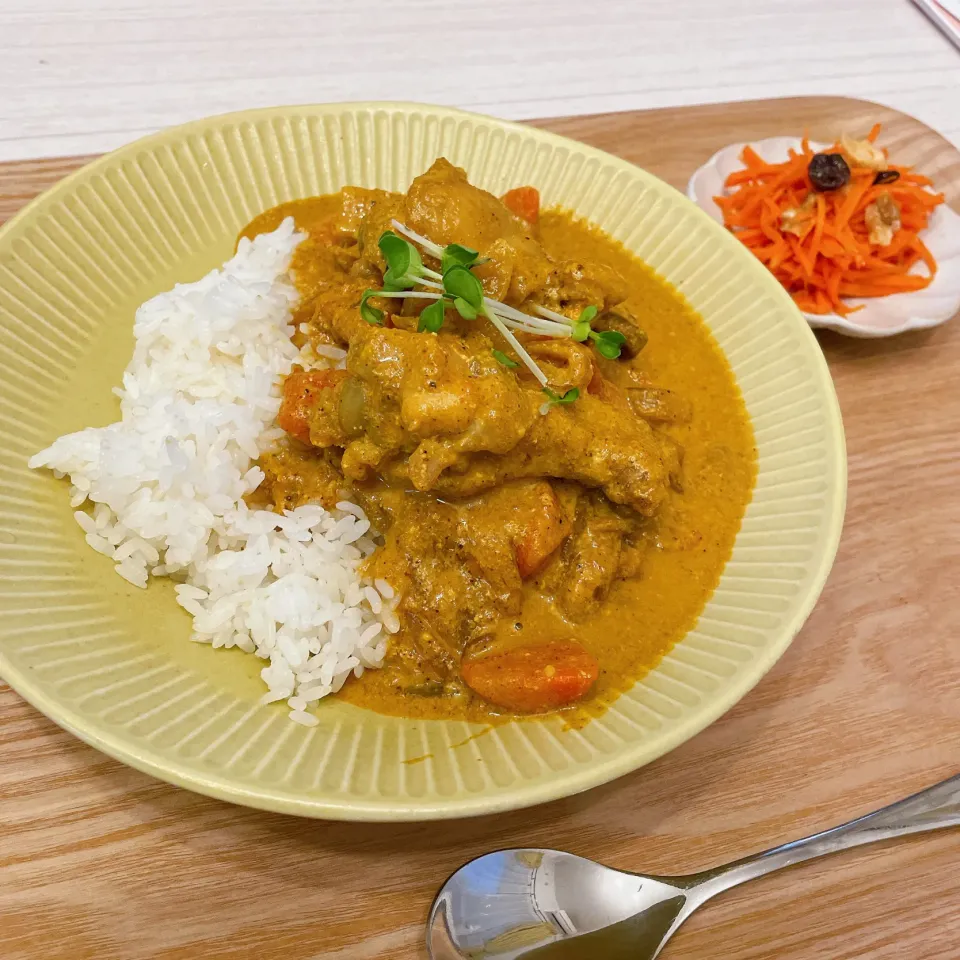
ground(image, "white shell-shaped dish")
xmin=688 ymin=136 xmax=960 ymax=338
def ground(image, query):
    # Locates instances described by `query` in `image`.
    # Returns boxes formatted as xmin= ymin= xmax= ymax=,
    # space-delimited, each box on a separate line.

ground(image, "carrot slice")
xmin=461 ymin=640 xmax=599 ymax=713
xmin=502 ymin=186 xmax=540 ymax=225
xmin=513 ymin=483 xmax=570 ymax=579
xmin=277 ymin=369 xmax=348 ymax=444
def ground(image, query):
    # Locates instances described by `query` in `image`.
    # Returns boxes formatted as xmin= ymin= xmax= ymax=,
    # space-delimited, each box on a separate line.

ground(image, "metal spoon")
xmin=427 ymin=772 xmax=960 ymax=959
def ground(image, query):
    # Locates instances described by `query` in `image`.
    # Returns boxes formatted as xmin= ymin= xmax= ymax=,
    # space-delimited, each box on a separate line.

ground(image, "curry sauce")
xmin=241 ymin=161 xmax=756 ymax=725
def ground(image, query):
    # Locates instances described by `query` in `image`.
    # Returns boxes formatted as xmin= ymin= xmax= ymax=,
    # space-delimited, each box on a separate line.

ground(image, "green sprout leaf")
xmin=442 ymin=264 xmax=484 ymax=312
xmin=379 ymin=231 xmax=423 ymax=290
xmin=570 ymin=304 xmax=598 ymax=342
xmin=571 ymin=305 xmax=598 ymax=341
xmin=441 ymin=243 xmax=480 ymax=274
xmin=571 ymin=320 xmax=591 ymax=342
xmin=418 ymin=299 xmax=446 ymax=333
xmin=492 ymin=349 xmax=519 ymax=368
xmin=382 ymin=272 xmax=413 ymax=292
xmin=590 ymin=329 xmax=627 ymax=360
xmin=541 ymin=386 xmax=580 ymax=410
xmin=453 ymin=297 xmax=478 ymax=320
xmin=359 ymin=289 xmax=384 ymax=326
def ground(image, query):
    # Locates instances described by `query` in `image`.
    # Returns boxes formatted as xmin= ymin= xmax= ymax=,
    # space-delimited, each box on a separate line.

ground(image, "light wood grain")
xmin=3 ymin=0 xmax=960 ymax=163
xmin=2 ymin=97 xmax=960 ymax=960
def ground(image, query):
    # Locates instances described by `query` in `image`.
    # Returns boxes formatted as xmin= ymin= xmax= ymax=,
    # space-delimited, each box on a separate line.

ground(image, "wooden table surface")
xmin=2 ymin=97 xmax=960 ymax=959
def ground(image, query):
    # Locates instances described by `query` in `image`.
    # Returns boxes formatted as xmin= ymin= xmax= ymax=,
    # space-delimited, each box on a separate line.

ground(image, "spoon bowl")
xmin=428 ymin=849 xmax=690 ymax=959
xmin=427 ymin=773 xmax=960 ymax=959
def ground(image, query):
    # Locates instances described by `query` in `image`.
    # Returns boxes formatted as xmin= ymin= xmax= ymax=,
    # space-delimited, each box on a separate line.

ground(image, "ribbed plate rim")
xmin=0 ymin=101 xmax=846 ymax=820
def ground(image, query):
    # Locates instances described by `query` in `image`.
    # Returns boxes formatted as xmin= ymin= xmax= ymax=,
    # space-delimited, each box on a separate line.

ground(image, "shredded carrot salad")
xmin=715 ymin=124 xmax=945 ymax=316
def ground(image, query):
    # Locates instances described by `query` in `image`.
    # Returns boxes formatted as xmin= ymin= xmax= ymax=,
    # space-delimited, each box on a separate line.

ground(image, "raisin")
xmin=808 ymin=153 xmax=851 ymax=191
xmin=873 ymin=169 xmax=901 ymax=185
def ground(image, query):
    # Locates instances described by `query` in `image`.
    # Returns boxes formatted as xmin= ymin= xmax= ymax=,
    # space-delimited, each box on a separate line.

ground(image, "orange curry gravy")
xmin=240 ymin=160 xmax=756 ymax=725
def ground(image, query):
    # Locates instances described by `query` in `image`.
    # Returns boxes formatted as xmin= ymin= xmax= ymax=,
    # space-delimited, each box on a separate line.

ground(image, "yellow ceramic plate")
xmin=0 ymin=103 xmax=845 ymax=820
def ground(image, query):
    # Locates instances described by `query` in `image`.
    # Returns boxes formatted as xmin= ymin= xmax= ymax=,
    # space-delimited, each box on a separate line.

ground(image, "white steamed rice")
xmin=29 ymin=218 xmax=398 ymax=726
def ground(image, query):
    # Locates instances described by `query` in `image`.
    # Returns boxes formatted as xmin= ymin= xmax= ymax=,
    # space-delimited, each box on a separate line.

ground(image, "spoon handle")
xmin=692 ymin=772 xmax=960 ymax=900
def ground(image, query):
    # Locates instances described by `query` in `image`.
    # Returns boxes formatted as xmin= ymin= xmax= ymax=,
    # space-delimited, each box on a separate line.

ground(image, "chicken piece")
xmin=361 ymin=490 xmax=524 ymax=669
xmin=525 ymin=339 xmax=595 ymax=393
xmin=401 ymin=159 xmax=557 ymax=308
xmin=286 ymin=324 xmax=669 ymax=514
xmin=460 ymin=480 xmax=573 ymax=581
xmin=341 ymin=326 xmax=537 ymax=485
xmin=300 ymin=278 xmax=374 ymax=347
xmin=471 ymin=236 xmax=554 ymax=304
xmin=360 ymin=478 xmax=579 ymax=689
xmin=411 ymin=390 xmax=670 ymax=516
xmin=592 ymin=308 xmax=648 ymax=358
xmin=586 ymin=364 xmax=633 ymax=409
xmin=348 ymin=159 xmax=642 ymax=337
xmin=334 ymin=187 xmax=399 ymax=240
xmin=616 ymin=538 xmax=650 ymax=580
xmin=241 ymin=197 xmax=374 ymax=349
xmin=405 ymin=158 xmax=528 ymax=254
xmin=658 ymin=433 xmax=685 ymax=493
xmin=627 ymin=386 xmax=692 ymax=424
xmin=353 ymin=162 xmax=550 ymax=306
xmin=540 ymin=492 xmax=641 ymax=619
xmin=255 ymin=445 xmax=345 ymax=512
xmin=355 ymin=192 xmax=407 ymax=270
xmin=540 ymin=259 xmax=630 ymax=315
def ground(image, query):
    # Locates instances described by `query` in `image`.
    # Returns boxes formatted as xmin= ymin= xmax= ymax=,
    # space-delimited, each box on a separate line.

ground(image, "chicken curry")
xmin=240 ymin=159 xmax=756 ymax=724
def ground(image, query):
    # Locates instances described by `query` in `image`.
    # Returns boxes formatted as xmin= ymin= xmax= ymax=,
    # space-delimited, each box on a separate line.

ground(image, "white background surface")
xmin=2 ymin=0 xmax=959 ymax=162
